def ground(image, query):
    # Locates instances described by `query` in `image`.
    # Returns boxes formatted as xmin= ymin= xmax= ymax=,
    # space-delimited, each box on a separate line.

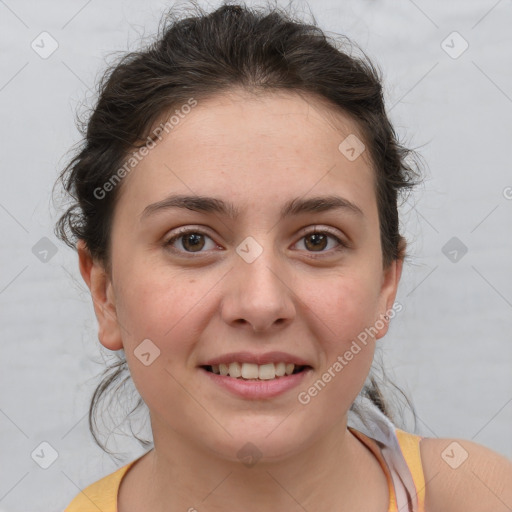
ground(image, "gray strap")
xmin=348 ymin=396 xmax=419 ymax=511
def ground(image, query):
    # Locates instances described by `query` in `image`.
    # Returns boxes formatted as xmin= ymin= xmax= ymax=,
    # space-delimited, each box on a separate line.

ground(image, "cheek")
xmin=309 ymin=271 xmax=382 ymax=340
xmin=305 ymin=273 xmax=380 ymax=379
xmin=295 ymin=276 xmax=379 ymax=411
xmin=116 ymin=269 xmax=210 ymax=342
xmin=113 ymin=270 xmax=210 ymax=408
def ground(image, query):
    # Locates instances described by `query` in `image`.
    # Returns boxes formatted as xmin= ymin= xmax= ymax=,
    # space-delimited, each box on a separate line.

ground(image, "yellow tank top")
xmin=64 ymin=427 xmax=426 ymax=511
xmin=348 ymin=427 xmax=426 ymax=512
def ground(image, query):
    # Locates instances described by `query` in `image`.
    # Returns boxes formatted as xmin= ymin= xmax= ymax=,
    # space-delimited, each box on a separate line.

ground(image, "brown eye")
xmin=180 ymin=233 xmax=206 ymax=252
xmin=295 ymin=229 xmax=346 ymax=255
xmin=164 ymin=229 xmax=217 ymax=254
xmin=304 ymin=233 xmax=329 ymax=252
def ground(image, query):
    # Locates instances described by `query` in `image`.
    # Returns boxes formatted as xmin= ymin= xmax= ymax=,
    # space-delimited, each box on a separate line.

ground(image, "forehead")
xmin=116 ymin=89 xmax=376 ymax=221
xmin=162 ymin=89 xmax=370 ymax=161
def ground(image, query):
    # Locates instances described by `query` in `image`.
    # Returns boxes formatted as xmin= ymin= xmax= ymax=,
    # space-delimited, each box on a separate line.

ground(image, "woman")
xmin=56 ymin=2 xmax=512 ymax=511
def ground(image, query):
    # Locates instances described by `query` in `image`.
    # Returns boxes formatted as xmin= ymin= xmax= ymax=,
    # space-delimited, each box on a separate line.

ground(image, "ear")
xmin=374 ymin=255 xmax=404 ymax=341
xmin=77 ymin=239 xmax=123 ymax=351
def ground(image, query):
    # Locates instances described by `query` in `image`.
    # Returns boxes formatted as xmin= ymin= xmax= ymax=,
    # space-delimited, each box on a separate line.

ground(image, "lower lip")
xmin=200 ymin=367 xmax=311 ymax=399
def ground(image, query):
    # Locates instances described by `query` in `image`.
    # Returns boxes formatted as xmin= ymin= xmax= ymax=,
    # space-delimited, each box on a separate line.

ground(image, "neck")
xmin=133 ymin=414 xmax=387 ymax=512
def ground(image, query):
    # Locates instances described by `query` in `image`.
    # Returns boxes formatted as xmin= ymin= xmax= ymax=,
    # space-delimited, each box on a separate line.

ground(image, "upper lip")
xmin=199 ymin=351 xmax=313 ymax=367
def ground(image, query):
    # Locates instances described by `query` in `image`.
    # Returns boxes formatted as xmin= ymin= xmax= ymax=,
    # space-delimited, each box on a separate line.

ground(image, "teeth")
xmin=241 ymin=363 xmax=259 ymax=379
xmin=258 ymin=363 xmax=275 ymax=380
xmin=275 ymin=362 xmax=286 ymax=377
xmin=228 ymin=362 xmax=242 ymax=378
xmin=208 ymin=362 xmax=305 ymax=379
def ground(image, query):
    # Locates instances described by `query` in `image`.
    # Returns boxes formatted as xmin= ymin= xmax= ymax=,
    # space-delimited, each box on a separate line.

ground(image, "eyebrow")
xmin=140 ymin=194 xmax=364 ymax=221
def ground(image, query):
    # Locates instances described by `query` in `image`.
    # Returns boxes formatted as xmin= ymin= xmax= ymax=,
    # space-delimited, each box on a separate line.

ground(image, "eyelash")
xmin=163 ymin=227 xmax=349 ymax=258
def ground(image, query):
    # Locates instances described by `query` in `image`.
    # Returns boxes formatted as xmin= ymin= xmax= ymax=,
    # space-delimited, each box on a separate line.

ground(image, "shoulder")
xmin=64 ymin=461 xmax=134 ymax=512
xmin=419 ymin=436 xmax=512 ymax=512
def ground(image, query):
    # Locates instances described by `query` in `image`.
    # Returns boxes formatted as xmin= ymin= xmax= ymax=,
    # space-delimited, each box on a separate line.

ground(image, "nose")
xmin=220 ymin=246 xmax=296 ymax=333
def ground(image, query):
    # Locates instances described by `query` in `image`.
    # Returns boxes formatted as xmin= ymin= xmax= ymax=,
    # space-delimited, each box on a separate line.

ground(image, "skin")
xmin=78 ymin=89 xmax=512 ymax=512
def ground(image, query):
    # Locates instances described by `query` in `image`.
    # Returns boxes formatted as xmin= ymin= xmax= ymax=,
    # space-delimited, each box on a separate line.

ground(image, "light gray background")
xmin=1 ymin=0 xmax=511 ymax=510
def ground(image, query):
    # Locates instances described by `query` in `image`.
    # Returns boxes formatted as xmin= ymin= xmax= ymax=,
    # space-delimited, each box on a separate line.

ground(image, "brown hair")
xmin=54 ymin=1 xmax=421 ymax=457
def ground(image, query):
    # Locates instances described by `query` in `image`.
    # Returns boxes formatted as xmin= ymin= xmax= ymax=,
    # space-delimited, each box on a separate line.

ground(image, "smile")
xmin=202 ymin=362 xmax=309 ymax=380
xmin=200 ymin=364 xmax=312 ymax=399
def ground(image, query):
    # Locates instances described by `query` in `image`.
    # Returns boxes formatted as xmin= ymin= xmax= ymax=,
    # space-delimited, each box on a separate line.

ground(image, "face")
xmin=79 ymin=89 xmax=402 ymax=463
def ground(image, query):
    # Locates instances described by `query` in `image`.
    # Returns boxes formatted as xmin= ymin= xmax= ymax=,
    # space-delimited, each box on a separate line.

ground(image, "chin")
xmin=203 ymin=417 xmax=320 ymax=466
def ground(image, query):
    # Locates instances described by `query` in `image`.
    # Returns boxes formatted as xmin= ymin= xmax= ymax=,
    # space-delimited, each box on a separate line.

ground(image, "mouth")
xmin=198 ymin=352 xmax=313 ymax=398
xmin=201 ymin=362 xmax=311 ymax=381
